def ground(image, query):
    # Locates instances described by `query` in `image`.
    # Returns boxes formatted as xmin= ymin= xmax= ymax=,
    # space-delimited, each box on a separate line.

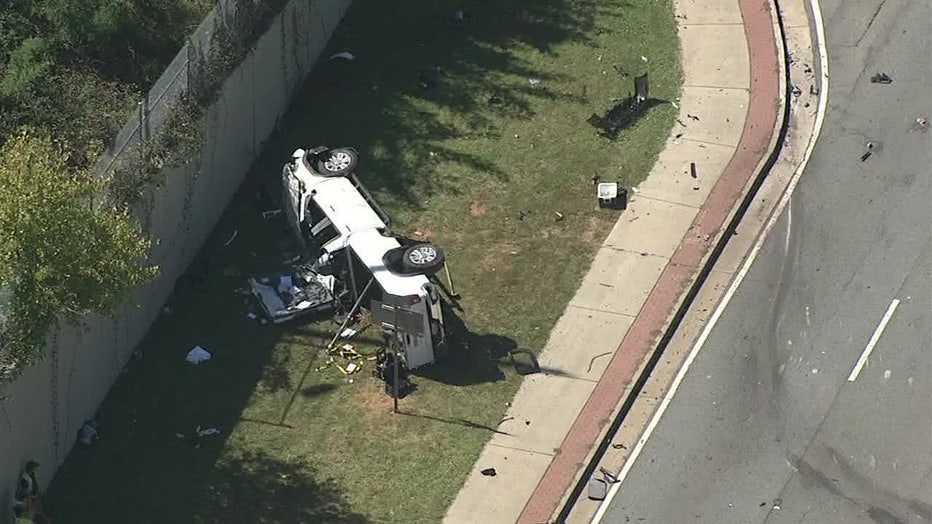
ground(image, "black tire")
xmin=314 ymin=148 xmax=358 ymax=176
xmin=401 ymin=243 xmax=445 ymax=273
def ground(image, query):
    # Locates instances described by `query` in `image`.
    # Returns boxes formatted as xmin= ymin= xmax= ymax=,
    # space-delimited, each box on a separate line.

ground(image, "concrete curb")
xmin=516 ymin=0 xmax=789 ymax=521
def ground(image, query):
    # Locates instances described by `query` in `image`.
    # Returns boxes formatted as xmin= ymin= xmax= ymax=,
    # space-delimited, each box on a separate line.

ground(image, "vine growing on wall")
xmin=109 ymin=0 xmax=290 ymax=212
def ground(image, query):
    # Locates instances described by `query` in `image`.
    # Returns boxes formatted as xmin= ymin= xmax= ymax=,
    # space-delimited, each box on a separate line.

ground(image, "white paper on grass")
xmin=186 ymin=346 xmax=211 ymax=364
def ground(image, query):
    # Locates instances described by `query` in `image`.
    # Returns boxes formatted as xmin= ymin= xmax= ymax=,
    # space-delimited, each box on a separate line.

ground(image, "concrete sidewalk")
xmin=444 ymin=0 xmax=786 ymax=523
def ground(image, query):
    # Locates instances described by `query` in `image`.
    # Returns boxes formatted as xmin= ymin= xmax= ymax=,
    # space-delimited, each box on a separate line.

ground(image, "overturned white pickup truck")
xmin=251 ymin=146 xmax=448 ymax=371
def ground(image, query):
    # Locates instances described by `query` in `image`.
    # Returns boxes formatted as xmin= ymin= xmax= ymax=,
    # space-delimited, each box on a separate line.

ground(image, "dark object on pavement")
xmin=690 ymin=162 xmax=698 ymax=179
xmin=861 ymin=151 xmax=872 ymax=162
xmin=481 ymin=468 xmax=497 ymax=477
xmin=587 ymin=478 xmax=608 ymax=500
xmin=599 ymin=467 xmax=619 ymax=483
xmin=870 ymin=72 xmax=892 ymax=84
xmin=588 ymin=74 xmax=664 ymax=139
xmin=687 ymin=113 xmax=700 ymax=121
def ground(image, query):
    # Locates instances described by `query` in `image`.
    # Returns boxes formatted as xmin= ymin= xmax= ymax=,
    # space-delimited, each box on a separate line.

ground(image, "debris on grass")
xmin=528 ymin=78 xmax=542 ymax=86
xmin=196 ymin=426 xmax=221 ymax=437
xmin=588 ymin=74 xmax=662 ymax=138
xmin=450 ymin=8 xmax=470 ymax=27
xmin=77 ymin=420 xmax=99 ymax=445
xmin=417 ymin=70 xmax=435 ymax=90
xmin=223 ymin=230 xmax=238 ymax=246
xmin=554 ymin=211 xmax=564 ymax=221
xmin=261 ymin=209 xmax=282 ymax=219
xmin=185 ymin=346 xmax=211 ymax=364
xmin=329 ymin=51 xmax=356 ymax=61
xmin=870 ymin=72 xmax=892 ymax=84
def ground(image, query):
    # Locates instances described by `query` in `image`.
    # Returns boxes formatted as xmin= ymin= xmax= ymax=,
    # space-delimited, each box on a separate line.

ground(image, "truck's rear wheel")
xmin=401 ymin=243 xmax=445 ymax=273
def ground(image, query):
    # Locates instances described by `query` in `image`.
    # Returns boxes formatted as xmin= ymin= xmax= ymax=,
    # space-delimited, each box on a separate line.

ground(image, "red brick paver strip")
xmin=517 ymin=0 xmax=781 ymax=521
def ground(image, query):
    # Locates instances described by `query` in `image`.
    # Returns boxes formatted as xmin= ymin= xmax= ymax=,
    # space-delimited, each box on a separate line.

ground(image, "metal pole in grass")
xmin=392 ymin=300 xmax=400 ymax=413
xmin=327 ymin=277 xmax=374 ymax=350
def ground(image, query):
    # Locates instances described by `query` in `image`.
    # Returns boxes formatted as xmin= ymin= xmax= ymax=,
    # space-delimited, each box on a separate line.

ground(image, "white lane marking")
xmin=591 ymin=0 xmax=831 ymax=521
xmin=847 ymin=299 xmax=900 ymax=382
xmin=785 ymin=197 xmax=792 ymax=255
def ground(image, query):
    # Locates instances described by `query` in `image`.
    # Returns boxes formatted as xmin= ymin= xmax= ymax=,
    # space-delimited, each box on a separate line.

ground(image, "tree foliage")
xmin=0 ymin=132 xmax=158 ymax=381
xmin=0 ymin=0 xmax=212 ymax=170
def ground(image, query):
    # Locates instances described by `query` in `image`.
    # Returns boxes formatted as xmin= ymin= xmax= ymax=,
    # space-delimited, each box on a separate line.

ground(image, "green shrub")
xmin=0 ymin=132 xmax=158 ymax=382
xmin=0 ymin=37 xmax=51 ymax=101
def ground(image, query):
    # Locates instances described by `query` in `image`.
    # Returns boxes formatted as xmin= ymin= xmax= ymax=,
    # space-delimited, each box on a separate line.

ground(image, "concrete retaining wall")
xmin=0 ymin=0 xmax=352 ymax=515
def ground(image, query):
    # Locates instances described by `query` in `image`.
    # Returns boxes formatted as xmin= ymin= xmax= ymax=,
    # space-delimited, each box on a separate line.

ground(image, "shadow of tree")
xmin=196 ymin=449 xmax=369 ymax=523
xmin=255 ymin=0 xmax=625 ymax=211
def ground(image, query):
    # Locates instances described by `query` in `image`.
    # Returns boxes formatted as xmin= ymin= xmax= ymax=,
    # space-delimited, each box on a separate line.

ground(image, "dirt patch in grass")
xmin=469 ymin=201 xmax=488 ymax=217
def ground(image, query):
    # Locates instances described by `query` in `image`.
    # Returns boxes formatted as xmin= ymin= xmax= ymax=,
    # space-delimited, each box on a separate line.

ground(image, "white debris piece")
xmin=186 ymin=346 xmax=212 ymax=364
xmin=277 ymin=275 xmax=294 ymax=294
xmin=196 ymin=426 xmax=221 ymax=437
xmin=329 ymin=51 xmax=356 ymax=61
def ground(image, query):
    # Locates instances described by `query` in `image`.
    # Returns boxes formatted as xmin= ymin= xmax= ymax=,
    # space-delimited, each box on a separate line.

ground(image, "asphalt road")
xmin=599 ymin=0 xmax=931 ymax=522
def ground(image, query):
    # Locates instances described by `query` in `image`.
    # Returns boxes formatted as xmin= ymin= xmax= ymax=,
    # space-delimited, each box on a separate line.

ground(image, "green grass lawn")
xmin=45 ymin=0 xmax=681 ymax=521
